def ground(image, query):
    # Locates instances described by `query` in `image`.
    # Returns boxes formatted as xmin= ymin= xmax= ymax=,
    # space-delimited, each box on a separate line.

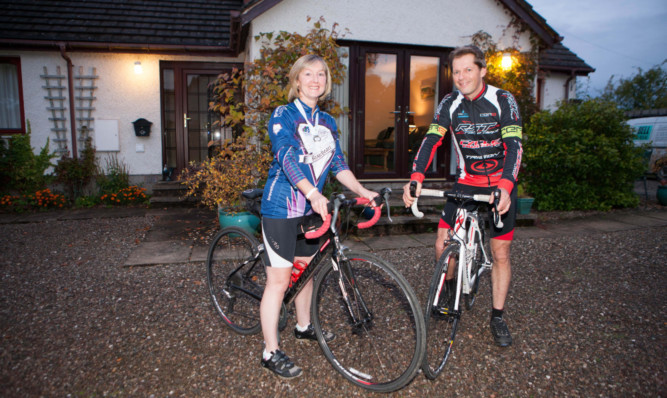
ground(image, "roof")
xmin=539 ymin=43 xmax=595 ymax=74
xmin=0 ymin=0 xmax=243 ymax=54
xmin=0 ymin=0 xmax=592 ymax=75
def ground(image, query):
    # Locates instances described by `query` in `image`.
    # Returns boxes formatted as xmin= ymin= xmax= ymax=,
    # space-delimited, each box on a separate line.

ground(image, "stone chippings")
xmin=0 ymin=215 xmax=665 ymax=397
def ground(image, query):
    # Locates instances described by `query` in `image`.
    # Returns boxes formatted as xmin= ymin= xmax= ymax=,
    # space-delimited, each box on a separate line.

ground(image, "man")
xmin=402 ymin=45 xmax=522 ymax=347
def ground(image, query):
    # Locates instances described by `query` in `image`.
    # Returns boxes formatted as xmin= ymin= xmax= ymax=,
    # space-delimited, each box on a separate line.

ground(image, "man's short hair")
xmin=449 ymin=45 xmax=487 ymax=69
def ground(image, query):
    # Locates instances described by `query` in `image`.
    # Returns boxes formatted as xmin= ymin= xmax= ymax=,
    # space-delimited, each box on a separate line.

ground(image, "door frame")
xmin=344 ymin=41 xmax=453 ymax=180
xmin=159 ymin=61 xmax=241 ymax=175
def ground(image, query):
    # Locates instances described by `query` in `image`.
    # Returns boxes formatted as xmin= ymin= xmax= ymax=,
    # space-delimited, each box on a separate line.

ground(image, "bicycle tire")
xmin=207 ymin=227 xmax=274 ymax=335
xmin=465 ymin=217 xmax=486 ymax=310
xmin=422 ymin=243 xmax=461 ymax=380
xmin=311 ymin=252 xmax=426 ymax=393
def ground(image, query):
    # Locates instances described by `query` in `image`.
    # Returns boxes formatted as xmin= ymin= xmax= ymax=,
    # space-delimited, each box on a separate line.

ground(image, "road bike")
xmin=206 ymin=188 xmax=426 ymax=392
xmin=409 ymin=181 xmax=501 ymax=379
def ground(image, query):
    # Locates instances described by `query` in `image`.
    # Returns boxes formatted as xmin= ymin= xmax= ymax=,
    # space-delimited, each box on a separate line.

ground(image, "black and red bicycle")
xmin=206 ymin=188 xmax=425 ymax=392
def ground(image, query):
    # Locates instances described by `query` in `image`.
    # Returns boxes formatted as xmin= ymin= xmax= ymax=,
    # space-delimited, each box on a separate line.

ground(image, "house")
xmin=0 ymin=0 xmax=593 ymax=189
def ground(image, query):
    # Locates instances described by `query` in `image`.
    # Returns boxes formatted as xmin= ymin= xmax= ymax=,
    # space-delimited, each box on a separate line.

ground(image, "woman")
xmin=259 ymin=54 xmax=378 ymax=378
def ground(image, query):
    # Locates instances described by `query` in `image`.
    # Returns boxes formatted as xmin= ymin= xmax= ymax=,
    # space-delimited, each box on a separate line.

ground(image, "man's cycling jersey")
xmin=411 ymin=83 xmax=523 ymax=194
xmin=261 ymin=99 xmax=349 ymax=219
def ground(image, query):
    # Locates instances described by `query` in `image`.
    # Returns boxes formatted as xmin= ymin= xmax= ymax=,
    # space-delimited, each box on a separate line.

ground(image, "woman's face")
xmin=297 ymin=61 xmax=327 ymax=107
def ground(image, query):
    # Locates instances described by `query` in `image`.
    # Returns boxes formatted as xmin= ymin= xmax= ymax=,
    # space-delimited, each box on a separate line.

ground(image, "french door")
xmin=350 ymin=45 xmax=451 ymax=179
xmin=160 ymin=62 xmax=240 ymax=177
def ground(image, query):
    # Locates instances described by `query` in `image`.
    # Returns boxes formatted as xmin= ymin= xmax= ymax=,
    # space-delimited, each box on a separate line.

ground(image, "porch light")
xmin=501 ymin=53 xmax=512 ymax=70
xmin=134 ymin=61 xmax=143 ymax=74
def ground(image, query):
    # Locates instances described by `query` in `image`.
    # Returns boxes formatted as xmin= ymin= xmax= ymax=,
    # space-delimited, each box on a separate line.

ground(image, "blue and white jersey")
xmin=261 ymin=99 xmax=349 ymax=219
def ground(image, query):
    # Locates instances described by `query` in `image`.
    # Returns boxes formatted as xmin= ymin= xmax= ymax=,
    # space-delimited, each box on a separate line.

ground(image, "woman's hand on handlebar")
xmin=402 ymin=181 xmax=421 ymax=207
xmin=309 ymin=191 xmax=330 ymax=221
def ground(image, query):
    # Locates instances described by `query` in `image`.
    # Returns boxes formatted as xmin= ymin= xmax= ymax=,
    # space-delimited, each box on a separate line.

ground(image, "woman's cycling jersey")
xmin=411 ymin=83 xmax=523 ymax=194
xmin=261 ymin=99 xmax=349 ymax=219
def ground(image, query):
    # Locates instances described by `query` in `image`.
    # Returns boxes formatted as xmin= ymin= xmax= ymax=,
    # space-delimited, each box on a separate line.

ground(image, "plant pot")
xmin=657 ymin=185 xmax=667 ymax=206
xmin=516 ymin=197 xmax=535 ymax=215
xmin=218 ymin=210 xmax=261 ymax=234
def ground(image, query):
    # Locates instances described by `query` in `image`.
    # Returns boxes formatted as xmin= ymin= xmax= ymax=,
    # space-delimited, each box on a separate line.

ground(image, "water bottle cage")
xmin=290 ymin=260 xmax=308 ymax=286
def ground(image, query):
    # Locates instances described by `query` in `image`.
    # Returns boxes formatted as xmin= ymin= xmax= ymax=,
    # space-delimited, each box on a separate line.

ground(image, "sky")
xmin=527 ymin=0 xmax=667 ymax=96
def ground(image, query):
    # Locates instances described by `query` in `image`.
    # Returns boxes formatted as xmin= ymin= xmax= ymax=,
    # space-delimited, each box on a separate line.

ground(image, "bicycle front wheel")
xmin=312 ymin=252 xmax=426 ymax=393
xmin=207 ymin=227 xmax=265 ymax=335
xmin=465 ymin=219 xmax=487 ymax=310
xmin=422 ymin=243 xmax=461 ymax=380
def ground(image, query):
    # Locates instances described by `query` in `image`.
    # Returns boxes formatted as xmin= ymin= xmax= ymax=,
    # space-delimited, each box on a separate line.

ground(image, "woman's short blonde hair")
xmin=287 ymin=54 xmax=333 ymax=103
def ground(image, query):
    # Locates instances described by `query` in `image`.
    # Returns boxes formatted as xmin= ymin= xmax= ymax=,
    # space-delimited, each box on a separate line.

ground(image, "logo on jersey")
xmin=273 ymin=123 xmax=282 ymax=135
xmin=460 ymin=138 xmax=502 ymax=149
xmin=457 ymin=110 xmax=469 ymax=118
xmin=454 ymin=122 xmax=498 ymax=135
xmin=470 ymin=159 xmax=499 ymax=173
xmin=479 ymin=112 xmax=497 ymax=117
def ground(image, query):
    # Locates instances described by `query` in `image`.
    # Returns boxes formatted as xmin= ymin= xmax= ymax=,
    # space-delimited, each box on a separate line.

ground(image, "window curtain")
xmin=0 ymin=63 xmax=21 ymax=129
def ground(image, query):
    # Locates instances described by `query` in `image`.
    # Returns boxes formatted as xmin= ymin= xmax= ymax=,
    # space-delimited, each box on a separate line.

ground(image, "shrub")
xmin=0 ymin=188 xmax=66 ymax=213
xmin=54 ymin=137 xmax=98 ymax=200
xmin=179 ymin=134 xmax=272 ymax=213
xmin=0 ymin=121 xmax=56 ymax=195
xmin=209 ymin=16 xmax=348 ymax=144
xmin=97 ymin=155 xmax=130 ymax=194
xmin=523 ymin=99 xmax=645 ymax=210
xmin=100 ymin=186 xmax=149 ymax=206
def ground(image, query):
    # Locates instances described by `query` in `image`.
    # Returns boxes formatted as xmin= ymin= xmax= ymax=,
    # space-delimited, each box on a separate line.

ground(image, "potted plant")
xmin=179 ymin=134 xmax=272 ymax=233
xmin=516 ymin=182 xmax=535 ymax=215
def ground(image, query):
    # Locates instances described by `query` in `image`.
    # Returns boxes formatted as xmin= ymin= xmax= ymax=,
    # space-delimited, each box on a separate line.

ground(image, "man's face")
xmin=451 ymin=53 xmax=487 ymax=99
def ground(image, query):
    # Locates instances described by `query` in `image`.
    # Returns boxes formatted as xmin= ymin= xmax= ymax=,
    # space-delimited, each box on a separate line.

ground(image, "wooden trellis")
xmin=40 ymin=66 xmax=68 ymax=154
xmin=74 ymin=66 xmax=98 ymax=153
xmin=40 ymin=66 xmax=98 ymax=156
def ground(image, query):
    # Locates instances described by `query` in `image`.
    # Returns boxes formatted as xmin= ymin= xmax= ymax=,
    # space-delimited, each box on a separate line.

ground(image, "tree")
xmin=600 ymin=61 xmax=667 ymax=111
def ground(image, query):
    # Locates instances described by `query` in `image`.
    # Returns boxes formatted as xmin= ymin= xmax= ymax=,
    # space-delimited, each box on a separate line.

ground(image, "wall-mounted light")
xmin=134 ymin=61 xmax=143 ymax=74
xmin=501 ymin=53 xmax=512 ymax=71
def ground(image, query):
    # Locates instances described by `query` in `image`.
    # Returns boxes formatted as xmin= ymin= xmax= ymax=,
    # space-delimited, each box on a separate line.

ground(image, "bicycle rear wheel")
xmin=422 ymin=243 xmax=461 ymax=380
xmin=207 ymin=227 xmax=265 ymax=335
xmin=312 ymin=252 xmax=425 ymax=393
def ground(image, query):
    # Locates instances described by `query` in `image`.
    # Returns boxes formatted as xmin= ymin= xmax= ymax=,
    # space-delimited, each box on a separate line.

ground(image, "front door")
xmin=351 ymin=46 xmax=451 ymax=179
xmin=161 ymin=62 xmax=239 ymax=177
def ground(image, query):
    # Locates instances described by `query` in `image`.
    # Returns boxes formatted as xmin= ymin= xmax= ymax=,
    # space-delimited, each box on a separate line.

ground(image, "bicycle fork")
xmin=332 ymin=250 xmax=374 ymax=333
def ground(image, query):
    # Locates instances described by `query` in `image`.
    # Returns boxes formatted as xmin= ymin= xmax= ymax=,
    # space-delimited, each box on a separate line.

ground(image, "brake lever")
xmin=380 ymin=187 xmax=392 ymax=222
xmin=492 ymin=189 xmax=504 ymax=228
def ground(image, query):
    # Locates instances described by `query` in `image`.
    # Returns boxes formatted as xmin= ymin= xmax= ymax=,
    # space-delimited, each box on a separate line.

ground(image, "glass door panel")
xmin=363 ymin=53 xmax=397 ymax=174
xmin=408 ymin=55 xmax=440 ymax=173
xmin=162 ymin=69 xmax=177 ymax=170
xmin=186 ymin=73 xmax=218 ymax=163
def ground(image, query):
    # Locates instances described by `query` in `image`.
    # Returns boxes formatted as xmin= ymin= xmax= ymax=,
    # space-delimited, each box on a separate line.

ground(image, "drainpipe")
xmin=59 ymin=43 xmax=78 ymax=158
xmin=564 ymin=70 xmax=576 ymax=102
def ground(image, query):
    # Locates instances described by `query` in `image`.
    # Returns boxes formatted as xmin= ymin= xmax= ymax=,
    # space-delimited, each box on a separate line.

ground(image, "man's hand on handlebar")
xmin=402 ymin=181 xmax=421 ymax=207
xmin=493 ymin=188 xmax=511 ymax=215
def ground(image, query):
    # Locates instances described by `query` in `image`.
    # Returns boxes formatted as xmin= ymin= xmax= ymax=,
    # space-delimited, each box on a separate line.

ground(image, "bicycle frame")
xmin=446 ymin=206 xmax=493 ymax=310
xmin=239 ymin=190 xmax=388 ymax=314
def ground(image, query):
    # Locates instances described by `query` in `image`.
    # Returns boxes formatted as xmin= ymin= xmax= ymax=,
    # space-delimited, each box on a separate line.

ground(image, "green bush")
xmin=97 ymin=155 xmax=130 ymax=194
xmin=54 ymin=137 xmax=98 ymax=200
xmin=523 ymin=99 xmax=645 ymax=211
xmin=0 ymin=122 xmax=56 ymax=195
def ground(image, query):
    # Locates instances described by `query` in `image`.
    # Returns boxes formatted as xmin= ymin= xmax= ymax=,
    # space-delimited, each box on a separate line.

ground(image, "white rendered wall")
xmin=246 ymin=0 xmax=534 ymax=60
xmin=2 ymin=50 xmax=242 ymax=179
xmin=540 ymin=72 xmax=578 ymax=111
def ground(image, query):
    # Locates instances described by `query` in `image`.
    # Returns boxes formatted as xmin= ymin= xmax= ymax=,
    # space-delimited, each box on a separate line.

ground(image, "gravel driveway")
xmin=1 ymin=211 xmax=665 ymax=397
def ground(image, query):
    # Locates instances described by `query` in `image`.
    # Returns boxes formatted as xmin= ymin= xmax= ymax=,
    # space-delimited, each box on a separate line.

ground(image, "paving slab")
xmin=356 ymin=234 xmax=428 ymax=252
xmin=190 ymin=244 xmax=209 ymax=262
xmin=124 ymin=240 xmax=192 ymax=266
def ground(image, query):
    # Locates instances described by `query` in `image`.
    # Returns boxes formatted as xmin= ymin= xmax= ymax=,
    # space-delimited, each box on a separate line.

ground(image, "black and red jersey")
xmin=410 ymin=83 xmax=523 ymax=194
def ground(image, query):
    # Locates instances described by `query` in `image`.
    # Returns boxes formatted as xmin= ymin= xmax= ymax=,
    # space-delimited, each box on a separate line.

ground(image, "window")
xmin=0 ymin=57 xmax=25 ymax=134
